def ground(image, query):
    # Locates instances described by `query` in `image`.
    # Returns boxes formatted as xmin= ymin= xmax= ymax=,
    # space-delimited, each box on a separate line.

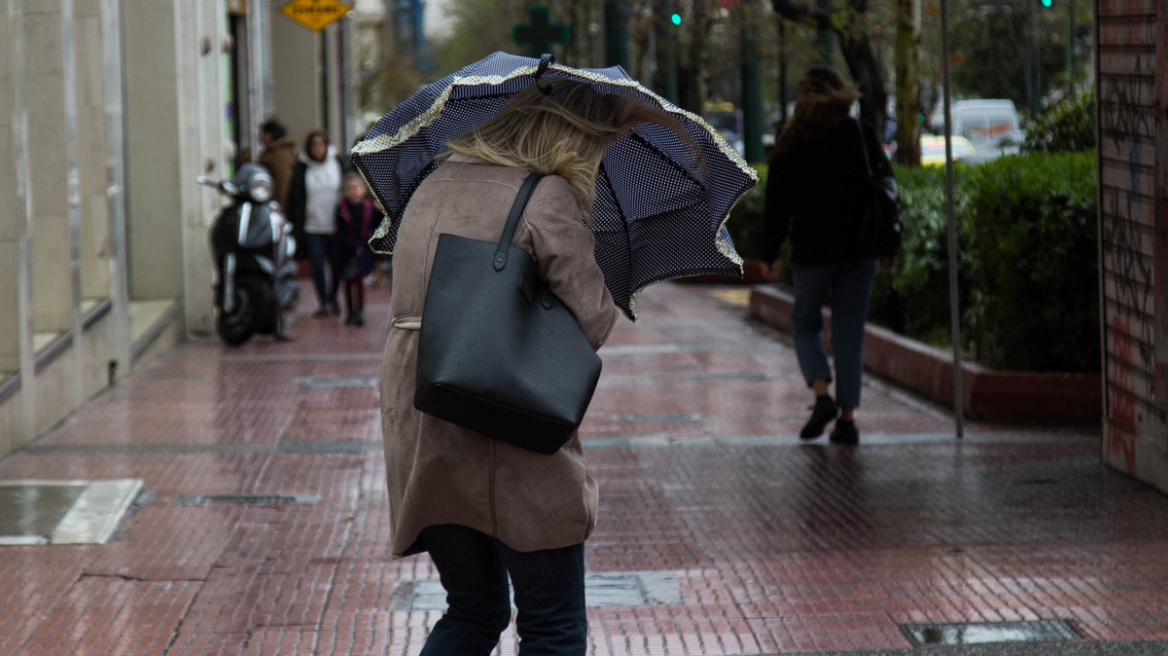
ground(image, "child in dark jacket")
xmin=334 ymin=173 xmax=377 ymax=326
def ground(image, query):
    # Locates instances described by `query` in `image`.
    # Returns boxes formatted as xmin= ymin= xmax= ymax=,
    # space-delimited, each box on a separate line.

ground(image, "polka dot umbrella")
xmin=351 ymin=51 xmax=758 ymax=320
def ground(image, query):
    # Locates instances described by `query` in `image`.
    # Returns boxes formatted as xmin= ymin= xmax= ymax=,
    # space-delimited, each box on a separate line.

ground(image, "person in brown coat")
xmin=380 ymin=78 xmax=697 ymax=655
xmin=256 ymin=119 xmax=298 ymax=209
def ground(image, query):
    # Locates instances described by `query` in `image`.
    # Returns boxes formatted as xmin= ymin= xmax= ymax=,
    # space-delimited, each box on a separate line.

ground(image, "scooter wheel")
xmin=218 ymin=277 xmax=269 ymax=346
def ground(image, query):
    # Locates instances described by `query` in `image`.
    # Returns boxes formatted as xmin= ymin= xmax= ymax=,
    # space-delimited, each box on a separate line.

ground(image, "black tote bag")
xmin=414 ymin=172 xmax=603 ymax=455
xmin=855 ymin=120 xmax=904 ymax=258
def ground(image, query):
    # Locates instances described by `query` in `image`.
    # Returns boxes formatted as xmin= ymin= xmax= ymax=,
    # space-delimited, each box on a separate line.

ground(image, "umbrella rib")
xmin=625 ymin=132 xmax=703 ymax=189
xmin=597 ymin=160 xmax=625 ymax=227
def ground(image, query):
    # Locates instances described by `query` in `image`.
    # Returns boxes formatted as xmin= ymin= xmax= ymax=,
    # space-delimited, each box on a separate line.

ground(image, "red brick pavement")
xmin=1 ymin=281 xmax=1167 ymax=655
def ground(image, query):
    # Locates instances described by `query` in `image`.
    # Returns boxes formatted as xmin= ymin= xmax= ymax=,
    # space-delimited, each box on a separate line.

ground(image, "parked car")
xmin=928 ymin=99 xmax=1024 ymax=162
xmin=920 ymin=135 xmax=978 ymax=166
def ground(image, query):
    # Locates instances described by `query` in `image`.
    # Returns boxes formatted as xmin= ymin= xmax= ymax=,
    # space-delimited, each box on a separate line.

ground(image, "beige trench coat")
xmin=380 ymin=155 xmax=618 ymax=558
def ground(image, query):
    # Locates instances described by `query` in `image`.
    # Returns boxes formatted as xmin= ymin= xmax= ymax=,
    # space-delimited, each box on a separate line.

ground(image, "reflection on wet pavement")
xmin=0 ymin=282 xmax=1165 ymax=655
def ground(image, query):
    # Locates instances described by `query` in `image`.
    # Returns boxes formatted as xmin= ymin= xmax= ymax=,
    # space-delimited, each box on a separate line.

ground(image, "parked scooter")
xmin=198 ymin=164 xmax=299 ymax=345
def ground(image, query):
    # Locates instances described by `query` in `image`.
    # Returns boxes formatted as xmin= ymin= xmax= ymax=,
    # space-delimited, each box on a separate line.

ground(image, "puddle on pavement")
xmin=0 ymin=483 xmax=85 ymax=540
xmin=0 ymin=480 xmax=143 ymax=545
xmin=901 ymin=619 xmax=1081 ymax=646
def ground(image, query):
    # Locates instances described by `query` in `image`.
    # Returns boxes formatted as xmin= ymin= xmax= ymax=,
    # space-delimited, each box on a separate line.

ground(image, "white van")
xmin=929 ymin=99 xmax=1024 ymax=162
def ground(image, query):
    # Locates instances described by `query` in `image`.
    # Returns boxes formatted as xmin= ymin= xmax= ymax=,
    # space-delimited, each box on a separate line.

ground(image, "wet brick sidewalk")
xmin=1 ymin=281 xmax=1167 ymax=655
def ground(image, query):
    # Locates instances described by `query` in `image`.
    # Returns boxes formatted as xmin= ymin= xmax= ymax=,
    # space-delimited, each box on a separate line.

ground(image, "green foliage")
xmin=961 ymin=151 xmax=1098 ymax=371
xmin=872 ymin=164 xmax=972 ymax=339
xmin=726 ymin=164 xmax=767 ymax=261
xmin=1022 ymin=88 xmax=1095 ymax=153
xmin=868 ymin=151 xmax=1098 ymax=372
xmin=725 ymin=164 xmax=795 ymax=283
xmin=948 ymin=0 xmax=1070 ymax=112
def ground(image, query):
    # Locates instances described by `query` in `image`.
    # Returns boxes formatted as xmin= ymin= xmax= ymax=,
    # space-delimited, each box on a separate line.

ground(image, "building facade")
xmin=1097 ymin=0 xmax=1168 ymax=492
xmin=0 ymin=0 xmax=370 ymax=458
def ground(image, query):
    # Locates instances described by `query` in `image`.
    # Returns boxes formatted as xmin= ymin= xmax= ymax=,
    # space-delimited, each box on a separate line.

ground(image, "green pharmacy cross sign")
xmin=512 ymin=6 xmax=569 ymax=57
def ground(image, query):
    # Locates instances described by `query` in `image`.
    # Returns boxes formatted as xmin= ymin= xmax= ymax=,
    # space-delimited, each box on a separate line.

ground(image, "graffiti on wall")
xmin=1099 ymin=51 xmax=1158 ymax=473
xmin=1109 ymin=315 xmax=1138 ymax=472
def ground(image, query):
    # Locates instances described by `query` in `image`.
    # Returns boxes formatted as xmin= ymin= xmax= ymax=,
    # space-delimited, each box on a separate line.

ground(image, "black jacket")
xmin=762 ymin=118 xmax=893 ymax=265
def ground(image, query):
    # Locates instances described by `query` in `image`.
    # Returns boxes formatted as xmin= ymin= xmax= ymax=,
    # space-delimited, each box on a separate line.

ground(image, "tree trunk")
xmin=770 ymin=0 xmax=888 ymax=140
xmin=677 ymin=2 xmax=711 ymax=114
xmin=894 ymin=0 xmax=922 ymax=165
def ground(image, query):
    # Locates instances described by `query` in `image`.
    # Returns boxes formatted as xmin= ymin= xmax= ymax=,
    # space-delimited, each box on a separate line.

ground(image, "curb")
xmin=677 ymin=260 xmax=777 ymax=285
xmin=748 ymin=285 xmax=1102 ymax=422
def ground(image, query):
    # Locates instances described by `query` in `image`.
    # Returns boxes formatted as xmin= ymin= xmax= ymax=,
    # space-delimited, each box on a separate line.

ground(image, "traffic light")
xmin=1040 ymin=0 xmax=1052 ymax=6
xmin=671 ymin=13 xmax=681 ymax=25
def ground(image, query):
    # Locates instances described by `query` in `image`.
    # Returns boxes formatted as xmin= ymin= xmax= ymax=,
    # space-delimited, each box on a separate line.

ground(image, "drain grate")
xmin=609 ymin=413 xmax=702 ymax=423
xmin=172 ymin=494 xmax=320 ymax=506
xmin=900 ymin=619 xmax=1081 ymax=646
xmin=389 ymin=572 xmax=681 ymax=611
xmin=685 ymin=372 xmax=768 ymax=382
xmin=296 ymin=377 xmax=378 ymax=388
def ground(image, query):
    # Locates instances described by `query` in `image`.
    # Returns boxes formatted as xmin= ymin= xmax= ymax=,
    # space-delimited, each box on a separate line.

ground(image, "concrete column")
xmin=100 ymin=0 xmax=130 ymax=379
xmin=3 ymin=0 xmax=37 ymax=447
xmin=175 ymin=0 xmax=226 ymax=335
xmin=0 ymin=0 xmax=20 ymax=374
xmin=75 ymin=0 xmax=111 ymax=301
xmin=122 ymin=0 xmax=184 ymax=300
xmin=25 ymin=1 xmax=73 ymax=334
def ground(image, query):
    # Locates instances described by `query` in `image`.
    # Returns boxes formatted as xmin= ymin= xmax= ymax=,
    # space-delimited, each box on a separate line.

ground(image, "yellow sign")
xmin=280 ymin=0 xmax=351 ymax=31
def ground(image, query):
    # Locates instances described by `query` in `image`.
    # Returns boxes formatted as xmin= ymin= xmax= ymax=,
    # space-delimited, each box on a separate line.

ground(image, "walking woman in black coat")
xmin=762 ymin=66 xmax=895 ymax=446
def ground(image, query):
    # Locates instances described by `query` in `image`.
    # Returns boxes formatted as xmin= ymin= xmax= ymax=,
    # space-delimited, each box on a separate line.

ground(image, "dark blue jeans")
xmin=792 ymin=259 xmax=877 ymax=409
xmin=417 ymin=524 xmax=587 ymax=656
xmin=303 ymin=232 xmax=337 ymax=309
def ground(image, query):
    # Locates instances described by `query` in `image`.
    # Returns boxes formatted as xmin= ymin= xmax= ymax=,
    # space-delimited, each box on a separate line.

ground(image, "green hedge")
xmin=960 ymin=151 xmax=1098 ymax=371
xmin=729 ymin=151 xmax=1099 ymax=373
xmin=1022 ymin=88 xmax=1095 ymax=154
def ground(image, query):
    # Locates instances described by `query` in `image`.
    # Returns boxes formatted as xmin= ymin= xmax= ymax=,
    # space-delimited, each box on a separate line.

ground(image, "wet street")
xmin=2 ymin=281 xmax=1167 ymax=655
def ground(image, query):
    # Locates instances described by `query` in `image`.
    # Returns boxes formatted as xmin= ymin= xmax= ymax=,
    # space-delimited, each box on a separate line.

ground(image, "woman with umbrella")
xmin=375 ymin=77 xmax=700 ymax=655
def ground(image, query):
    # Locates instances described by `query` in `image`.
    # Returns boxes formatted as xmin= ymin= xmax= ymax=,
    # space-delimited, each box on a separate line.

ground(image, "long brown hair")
xmin=303 ymin=129 xmax=330 ymax=163
xmin=442 ymin=77 xmax=697 ymax=213
xmin=770 ymin=67 xmax=859 ymax=159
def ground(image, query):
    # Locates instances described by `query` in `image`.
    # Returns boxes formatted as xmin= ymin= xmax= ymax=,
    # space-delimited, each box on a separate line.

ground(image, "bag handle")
xmin=493 ymin=172 xmax=545 ymax=271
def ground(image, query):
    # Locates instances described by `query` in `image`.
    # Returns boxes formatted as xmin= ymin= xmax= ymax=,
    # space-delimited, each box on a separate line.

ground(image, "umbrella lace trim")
xmin=356 ymin=57 xmax=755 ymax=293
xmin=351 ymin=63 xmax=758 ymax=184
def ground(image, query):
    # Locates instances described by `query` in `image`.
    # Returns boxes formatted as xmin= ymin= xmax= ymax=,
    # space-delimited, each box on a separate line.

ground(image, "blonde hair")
xmin=441 ymin=77 xmax=697 ymax=214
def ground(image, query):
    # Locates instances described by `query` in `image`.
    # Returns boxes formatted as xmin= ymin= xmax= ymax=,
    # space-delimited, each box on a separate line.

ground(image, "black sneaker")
xmin=829 ymin=419 xmax=859 ymax=445
xmin=799 ymin=395 xmax=839 ymax=440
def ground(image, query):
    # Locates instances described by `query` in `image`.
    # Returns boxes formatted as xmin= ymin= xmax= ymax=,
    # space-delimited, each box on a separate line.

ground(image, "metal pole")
xmin=939 ymin=0 xmax=965 ymax=438
xmin=1066 ymin=0 xmax=1075 ymax=93
xmin=778 ymin=18 xmax=788 ymax=125
xmin=339 ymin=16 xmax=354 ymax=150
xmin=741 ymin=12 xmax=764 ymax=163
xmin=1025 ymin=0 xmax=1034 ymax=119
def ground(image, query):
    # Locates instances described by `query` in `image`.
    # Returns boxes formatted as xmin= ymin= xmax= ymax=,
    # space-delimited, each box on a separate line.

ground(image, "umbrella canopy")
xmin=351 ymin=52 xmax=758 ymax=319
